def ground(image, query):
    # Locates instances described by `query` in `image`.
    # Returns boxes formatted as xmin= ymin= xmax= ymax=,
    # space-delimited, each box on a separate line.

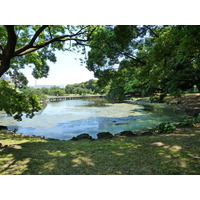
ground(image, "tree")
xmin=2 ymin=25 xmax=200 ymax=120
xmin=86 ymin=25 xmax=150 ymax=99
xmin=64 ymin=79 xmax=104 ymax=95
xmin=0 ymin=80 xmax=41 ymax=120
xmin=0 ymin=25 xmax=96 ymax=120
xmin=40 ymin=87 xmax=50 ymax=95
xmin=86 ymin=25 xmax=200 ymax=99
xmin=20 ymin=87 xmax=47 ymax=102
xmin=49 ymin=86 xmax=65 ymax=96
xmin=0 ymin=25 xmax=95 ymax=78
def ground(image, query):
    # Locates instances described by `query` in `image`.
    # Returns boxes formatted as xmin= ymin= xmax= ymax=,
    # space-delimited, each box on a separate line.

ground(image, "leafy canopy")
xmin=0 ymin=80 xmax=41 ymax=120
xmin=0 ymin=25 xmax=96 ymax=120
xmin=86 ymin=25 xmax=200 ymax=99
xmin=1 ymin=25 xmax=200 ymax=119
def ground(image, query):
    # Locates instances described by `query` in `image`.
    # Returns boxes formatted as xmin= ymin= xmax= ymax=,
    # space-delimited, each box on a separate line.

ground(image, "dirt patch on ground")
xmin=167 ymin=93 xmax=200 ymax=116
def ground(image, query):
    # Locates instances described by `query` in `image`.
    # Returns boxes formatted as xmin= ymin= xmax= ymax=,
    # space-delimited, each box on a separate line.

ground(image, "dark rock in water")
xmin=0 ymin=125 xmax=8 ymax=130
xmin=72 ymin=133 xmax=93 ymax=141
xmin=97 ymin=132 xmax=113 ymax=139
xmin=115 ymin=123 xmax=128 ymax=126
xmin=13 ymin=128 xmax=18 ymax=133
xmin=120 ymin=131 xmax=136 ymax=137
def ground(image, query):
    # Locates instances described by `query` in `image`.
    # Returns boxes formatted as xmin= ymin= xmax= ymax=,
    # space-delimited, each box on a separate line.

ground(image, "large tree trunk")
xmin=0 ymin=25 xmax=17 ymax=77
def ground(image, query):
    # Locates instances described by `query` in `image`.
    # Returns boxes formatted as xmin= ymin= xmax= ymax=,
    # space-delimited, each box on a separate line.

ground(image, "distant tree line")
xmin=65 ymin=79 xmax=108 ymax=95
xmin=39 ymin=86 xmax=66 ymax=96
xmin=18 ymin=79 xmax=108 ymax=105
xmin=20 ymin=86 xmax=66 ymax=100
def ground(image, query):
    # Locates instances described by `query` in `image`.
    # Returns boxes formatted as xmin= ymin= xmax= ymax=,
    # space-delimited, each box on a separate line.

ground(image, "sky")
xmin=21 ymin=50 xmax=96 ymax=87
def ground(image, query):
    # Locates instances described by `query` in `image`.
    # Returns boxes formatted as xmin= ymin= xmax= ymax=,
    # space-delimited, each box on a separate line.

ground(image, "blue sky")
xmin=21 ymin=50 xmax=95 ymax=87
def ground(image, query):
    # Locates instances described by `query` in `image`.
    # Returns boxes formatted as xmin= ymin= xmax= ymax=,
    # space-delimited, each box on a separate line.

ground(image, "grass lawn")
xmin=0 ymin=125 xmax=200 ymax=175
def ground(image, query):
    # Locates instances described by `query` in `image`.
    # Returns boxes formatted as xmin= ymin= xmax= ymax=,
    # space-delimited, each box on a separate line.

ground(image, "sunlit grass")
xmin=0 ymin=126 xmax=200 ymax=175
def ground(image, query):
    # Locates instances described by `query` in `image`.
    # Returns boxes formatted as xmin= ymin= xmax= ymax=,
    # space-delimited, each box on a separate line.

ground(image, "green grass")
xmin=1 ymin=126 xmax=200 ymax=175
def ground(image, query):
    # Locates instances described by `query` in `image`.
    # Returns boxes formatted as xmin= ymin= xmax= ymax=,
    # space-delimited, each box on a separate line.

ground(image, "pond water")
xmin=0 ymin=99 xmax=187 ymax=140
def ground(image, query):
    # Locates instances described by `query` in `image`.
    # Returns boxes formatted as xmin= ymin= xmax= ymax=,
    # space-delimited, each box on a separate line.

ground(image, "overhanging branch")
xmin=14 ymin=27 xmax=89 ymax=57
xmin=30 ymin=25 xmax=49 ymax=45
xmin=14 ymin=25 xmax=49 ymax=56
xmin=123 ymin=53 xmax=146 ymax=65
xmin=16 ymin=38 xmax=88 ymax=56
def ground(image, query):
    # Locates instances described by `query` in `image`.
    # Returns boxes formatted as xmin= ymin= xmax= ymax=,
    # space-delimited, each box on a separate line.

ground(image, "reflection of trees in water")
xmin=143 ymin=103 xmax=184 ymax=114
xmin=82 ymin=99 xmax=121 ymax=107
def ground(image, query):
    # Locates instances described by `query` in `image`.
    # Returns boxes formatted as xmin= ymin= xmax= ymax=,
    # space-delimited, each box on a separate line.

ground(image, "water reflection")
xmin=0 ymin=99 xmax=187 ymax=140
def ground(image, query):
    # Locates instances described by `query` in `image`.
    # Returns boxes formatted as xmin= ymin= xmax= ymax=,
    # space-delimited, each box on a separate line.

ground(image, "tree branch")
xmin=30 ymin=25 xmax=49 ymax=45
xmin=75 ymin=25 xmax=89 ymax=35
xmin=123 ymin=53 xmax=146 ymax=65
xmin=0 ymin=44 xmax=3 ymax=52
xmin=14 ymin=27 xmax=89 ymax=57
xmin=87 ymin=27 xmax=97 ymax=40
xmin=48 ymin=26 xmax=53 ymax=39
xmin=14 ymin=25 xmax=49 ymax=56
xmin=15 ymin=37 xmax=88 ymax=56
xmin=143 ymin=25 xmax=159 ymax=38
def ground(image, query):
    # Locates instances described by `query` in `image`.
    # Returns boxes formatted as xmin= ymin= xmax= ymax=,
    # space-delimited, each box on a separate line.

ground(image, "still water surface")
xmin=0 ymin=100 xmax=186 ymax=140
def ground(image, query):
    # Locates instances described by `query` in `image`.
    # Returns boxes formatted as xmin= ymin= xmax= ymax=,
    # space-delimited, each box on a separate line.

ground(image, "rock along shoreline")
xmin=0 ymin=127 xmax=155 ymax=142
xmin=2 ymin=94 xmax=200 ymax=142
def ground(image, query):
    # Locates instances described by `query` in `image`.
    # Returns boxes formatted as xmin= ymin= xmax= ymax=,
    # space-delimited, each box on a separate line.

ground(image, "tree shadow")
xmin=0 ymin=128 xmax=200 ymax=175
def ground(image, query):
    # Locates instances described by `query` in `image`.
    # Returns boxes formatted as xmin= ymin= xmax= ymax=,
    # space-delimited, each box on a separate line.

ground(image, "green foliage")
xmin=0 ymin=25 xmax=98 ymax=120
xmin=179 ymin=114 xmax=200 ymax=127
xmin=48 ymin=86 xmax=65 ymax=96
xmin=194 ymin=114 xmax=200 ymax=123
xmin=39 ymin=87 xmax=50 ymax=95
xmin=20 ymin=87 xmax=47 ymax=102
xmin=86 ymin=25 xmax=200 ymax=99
xmin=8 ymin=70 xmax=28 ymax=88
xmin=1 ymin=25 xmax=200 ymax=119
xmin=0 ymin=81 xmax=42 ymax=121
xmin=65 ymin=79 xmax=106 ymax=95
xmin=177 ymin=115 xmax=200 ymax=128
xmin=155 ymin=122 xmax=177 ymax=134
xmin=178 ymin=119 xmax=196 ymax=127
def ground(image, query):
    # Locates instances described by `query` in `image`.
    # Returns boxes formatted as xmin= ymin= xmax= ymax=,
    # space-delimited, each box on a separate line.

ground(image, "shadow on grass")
xmin=0 ymin=129 xmax=200 ymax=175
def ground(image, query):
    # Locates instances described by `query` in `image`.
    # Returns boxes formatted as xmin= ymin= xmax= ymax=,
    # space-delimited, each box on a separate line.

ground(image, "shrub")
xmin=195 ymin=114 xmax=200 ymax=123
xmin=179 ymin=119 xmax=196 ymax=127
xmin=120 ymin=131 xmax=135 ymax=137
xmin=156 ymin=122 xmax=176 ymax=134
xmin=97 ymin=132 xmax=113 ymax=139
xmin=71 ymin=133 xmax=93 ymax=141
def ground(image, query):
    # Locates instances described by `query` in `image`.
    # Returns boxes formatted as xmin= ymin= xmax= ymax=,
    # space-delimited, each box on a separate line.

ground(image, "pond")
xmin=0 ymin=99 xmax=187 ymax=140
